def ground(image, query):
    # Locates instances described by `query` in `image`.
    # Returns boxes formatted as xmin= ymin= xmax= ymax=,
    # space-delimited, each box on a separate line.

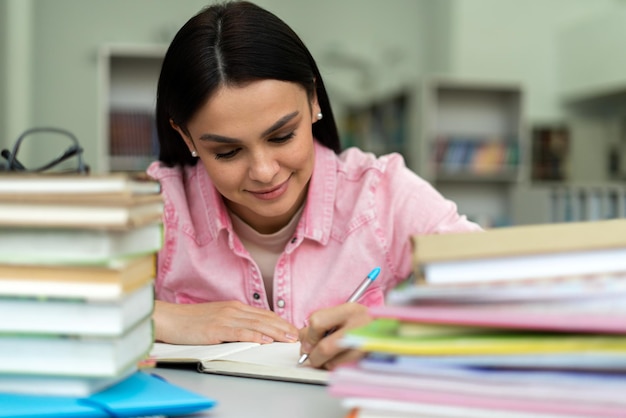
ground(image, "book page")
xmin=201 ymin=342 xmax=329 ymax=384
xmin=151 ymin=342 xmax=329 ymax=384
xmin=151 ymin=341 xmax=260 ymax=363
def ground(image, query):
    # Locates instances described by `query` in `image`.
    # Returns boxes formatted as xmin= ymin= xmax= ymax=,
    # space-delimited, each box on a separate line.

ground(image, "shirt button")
xmin=276 ymin=299 xmax=285 ymax=308
xmin=290 ymin=237 xmax=297 ymax=244
xmin=253 ymin=292 xmax=261 ymax=300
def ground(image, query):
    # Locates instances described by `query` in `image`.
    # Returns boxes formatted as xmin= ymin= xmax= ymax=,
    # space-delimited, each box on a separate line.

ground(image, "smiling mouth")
xmin=248 ymin=176 xmax=291 ymax=200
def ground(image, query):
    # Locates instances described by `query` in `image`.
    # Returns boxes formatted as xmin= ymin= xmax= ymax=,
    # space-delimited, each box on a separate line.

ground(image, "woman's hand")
xmin=298 ymin=303 xmax=372 ymax=370
xmin=153 ymin=300 xmax=300 ymax=345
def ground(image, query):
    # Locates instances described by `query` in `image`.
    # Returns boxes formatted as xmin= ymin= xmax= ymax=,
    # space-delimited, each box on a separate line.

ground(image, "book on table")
xmin=150 ymin=341 xmax=329 ymax=385
xmin=0 ymin=172 xmax=161 ymax=196
xmin=411 ymin=218 xmax=626 ymax=285
xmin=0 ymin=367 xmax=138 ymax=397
xmin=0 ymin=253 xmax=156 ymax=300
xmin=330 ymin=363 xmax=626 ymax=418
xmin=359 ymin=351 xmax=626 ymax=373
xmin=385 ymin=273 xmax=626 ymax=305
xmin=339 ymin=318 xmax=626 ymax=356
xmin=0 ymin=221 xmax=163 ymax=265
xmin=0 ymin=281 xmax=154 ymax=337
xmin=0 ymin=193 xmax=164 ymax=230
xmin=369 ymin=296 xmax=626 ymax=335
xmin=0 ymin=316 xmax=153 ymax=377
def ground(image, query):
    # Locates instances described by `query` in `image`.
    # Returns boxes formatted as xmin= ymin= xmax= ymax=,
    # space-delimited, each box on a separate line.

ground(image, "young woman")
xmin=148 ymin=0 xmax=481 ymax=370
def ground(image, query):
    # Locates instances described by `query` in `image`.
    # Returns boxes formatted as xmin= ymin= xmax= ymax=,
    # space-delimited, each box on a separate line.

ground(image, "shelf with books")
xmin=511 ymin=182 xmax=626 ymax=225
xmin=432 ymin=137 xmax=520 ymax=181
xmin=340 ymin=91 xmax=412 ymax=167
xmin=340 ymin=78 xmax=525 ymax=228
xmin=417 ymin=77 xmax=525 ymax=183
xmin=98 ymin=44 xmax=167 ymax=173
xmin=415 ymin=77 xmax=526 ymax=227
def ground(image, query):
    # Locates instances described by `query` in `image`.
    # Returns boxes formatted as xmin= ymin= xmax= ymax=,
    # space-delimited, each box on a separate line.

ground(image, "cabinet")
xmin=98 ymin=44 xmax=167 ymax=172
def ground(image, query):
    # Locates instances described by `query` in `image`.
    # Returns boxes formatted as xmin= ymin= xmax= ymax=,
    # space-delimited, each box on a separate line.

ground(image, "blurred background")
xmin=1 ymin=0 xmax=626 ymax=228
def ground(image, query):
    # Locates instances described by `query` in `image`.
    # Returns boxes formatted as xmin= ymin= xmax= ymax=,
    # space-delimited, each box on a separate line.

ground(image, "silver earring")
xmin=191 ymin=150 xmax=198 ymax=157
xmin=317 ymin=112 xmax=323 ymax=120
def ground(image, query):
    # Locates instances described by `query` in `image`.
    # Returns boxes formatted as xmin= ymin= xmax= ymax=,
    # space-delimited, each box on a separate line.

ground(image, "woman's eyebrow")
xmin=198 ymin=133 xmax=239 ymax=143
xmin=198 ymin=110 xmax=300 ymax=143
xmin=261 ymin=111 xmax=299 ymax=136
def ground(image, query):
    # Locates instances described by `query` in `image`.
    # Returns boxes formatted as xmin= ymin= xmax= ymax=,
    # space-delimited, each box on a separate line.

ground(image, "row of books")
xmin=330 ymin=219 xmax=626 ymax=417
xmin=109 ymin=110 xmax=159 ymax=171
xmin=0 ymin=172 xmax=217 ymax=416
xmin=550 ymin=184 xmax=626 ymax=223
xmin=432 ymin=137 xmax=519 ymax=176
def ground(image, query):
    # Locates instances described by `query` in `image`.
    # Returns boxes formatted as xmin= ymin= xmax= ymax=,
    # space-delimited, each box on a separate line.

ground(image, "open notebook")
xmin=150 ymin=341 xmax=329 ymax=385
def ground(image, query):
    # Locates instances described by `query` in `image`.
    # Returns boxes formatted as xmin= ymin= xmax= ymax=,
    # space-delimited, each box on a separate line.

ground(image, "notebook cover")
xmin=0 ymin=371 xmax=216 ymax=417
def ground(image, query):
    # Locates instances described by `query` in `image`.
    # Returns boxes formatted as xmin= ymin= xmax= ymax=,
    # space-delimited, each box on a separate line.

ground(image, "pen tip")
xmin=297 ymin=353 xmax=309 ymax=365
xmin=368 ymin=267 xmax=381 ymax=280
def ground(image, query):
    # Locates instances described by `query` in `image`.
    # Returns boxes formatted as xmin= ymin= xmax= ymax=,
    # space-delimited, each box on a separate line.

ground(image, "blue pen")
xmin=298 ymin=267 xmax=381 ymax=365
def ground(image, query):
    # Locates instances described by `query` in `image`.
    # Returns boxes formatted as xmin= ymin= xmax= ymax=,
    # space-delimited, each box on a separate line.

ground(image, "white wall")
xmin=0 ymin=0 xmax=34 ymax=152
xmin=447 ymin=0 xmax=616 ymax=122
xmin=0 ymin=0 xmax=7 ymax=150
xmin=559 ymin=6 xmax=626 ymax=99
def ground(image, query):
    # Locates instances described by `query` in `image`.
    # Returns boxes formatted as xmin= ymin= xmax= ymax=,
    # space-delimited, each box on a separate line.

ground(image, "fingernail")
xmin=286 ymin=333 xmax=299 ymax=342
xmin=262 ymin=335 xmax=274 ymax=343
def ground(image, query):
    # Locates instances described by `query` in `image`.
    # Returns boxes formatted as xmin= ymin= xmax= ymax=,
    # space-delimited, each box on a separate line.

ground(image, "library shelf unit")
xmin=339 ymin=77 xmax=526 ymax=228
xmin=340 ymin=90 xmax=412 ymax=166
xmin=512 ymin=182 xmax=626 ymax=225
xmin=415 ymin=77 xmax=527 ymax=227
xmin=97 ymin=44 xmax=167 ymax=173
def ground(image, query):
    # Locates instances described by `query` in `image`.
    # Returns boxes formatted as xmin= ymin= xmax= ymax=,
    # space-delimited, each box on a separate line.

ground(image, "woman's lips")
xmin=248 ymin=177 xmax=290 ymax=201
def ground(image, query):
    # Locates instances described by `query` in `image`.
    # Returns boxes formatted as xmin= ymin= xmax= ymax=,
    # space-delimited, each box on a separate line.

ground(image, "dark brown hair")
xmin=155 ymin=1 xmax=341 ymax=166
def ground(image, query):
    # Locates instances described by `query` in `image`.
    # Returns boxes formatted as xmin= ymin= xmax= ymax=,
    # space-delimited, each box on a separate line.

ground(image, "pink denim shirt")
xmin=147 ymin=141 xmax=481 ymax=328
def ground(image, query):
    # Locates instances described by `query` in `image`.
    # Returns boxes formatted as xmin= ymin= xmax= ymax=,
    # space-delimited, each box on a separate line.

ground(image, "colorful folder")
xmin=0 ymin=371 xmax=217 ymax=417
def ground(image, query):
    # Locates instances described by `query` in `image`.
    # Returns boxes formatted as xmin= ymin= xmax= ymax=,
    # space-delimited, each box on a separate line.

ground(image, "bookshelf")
xmin=415 ymin=77 xmax=525 ymax=182
xmin=416 ymin=77 xmax=526 ymax=227
xmin=98 ymin=44 xmax=167 ymax=173
xmin=340 ymin=90 xmax=412 ymax=166
xmin=339 ymin=77 xmax=526 ymax=227
xmin=512 ymin=183 xmax=626 ymax=225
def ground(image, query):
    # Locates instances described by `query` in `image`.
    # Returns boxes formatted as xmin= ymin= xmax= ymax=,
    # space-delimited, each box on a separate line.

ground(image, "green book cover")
xmin=342 ymin=318 xmax=626 ymax=356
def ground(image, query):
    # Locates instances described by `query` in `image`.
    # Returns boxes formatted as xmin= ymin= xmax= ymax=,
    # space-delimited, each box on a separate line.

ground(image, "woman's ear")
xmin=310 ymin=94 xmax=322 ymax=124
xmin=170 ymin=119 xmax=196 ymax=154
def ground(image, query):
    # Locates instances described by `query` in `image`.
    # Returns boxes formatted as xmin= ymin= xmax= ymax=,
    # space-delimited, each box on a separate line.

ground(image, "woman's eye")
xmin=271 ymin=132 xmax=295 ymax=143
xmin=214 ymin=148 xmax=241 ymax=160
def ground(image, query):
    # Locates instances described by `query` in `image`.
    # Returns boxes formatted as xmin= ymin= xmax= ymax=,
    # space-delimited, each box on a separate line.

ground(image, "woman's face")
xmin=174 ymin=80 xmax=320 ymax=234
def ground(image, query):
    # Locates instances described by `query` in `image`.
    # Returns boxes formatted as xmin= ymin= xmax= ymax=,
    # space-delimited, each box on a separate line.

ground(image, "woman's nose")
xmin=248 ymin=150 xmax=280 ymax=183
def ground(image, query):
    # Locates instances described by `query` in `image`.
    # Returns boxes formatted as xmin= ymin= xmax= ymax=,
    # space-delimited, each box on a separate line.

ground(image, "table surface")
xmin=152 ymin=365 xmax=346 ymax=418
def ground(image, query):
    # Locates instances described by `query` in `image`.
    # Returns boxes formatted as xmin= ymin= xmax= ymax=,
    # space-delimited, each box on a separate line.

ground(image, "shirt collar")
xmin=299 ymin=140 xmax=336 ymax=245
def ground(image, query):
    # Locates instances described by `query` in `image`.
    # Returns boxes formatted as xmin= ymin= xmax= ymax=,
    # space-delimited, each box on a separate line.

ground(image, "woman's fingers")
xmin=154 ymin=300 xmax=299 ymax=345
xmin=299 ymin=303 xmax=371 ymax=369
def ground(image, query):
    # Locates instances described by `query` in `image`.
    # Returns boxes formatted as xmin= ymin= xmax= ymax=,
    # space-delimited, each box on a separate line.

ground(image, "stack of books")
xmin=0 ymin=173 xmax=163 ymax=397
xmin=330 ymin=219 xmax=626 ymax=418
